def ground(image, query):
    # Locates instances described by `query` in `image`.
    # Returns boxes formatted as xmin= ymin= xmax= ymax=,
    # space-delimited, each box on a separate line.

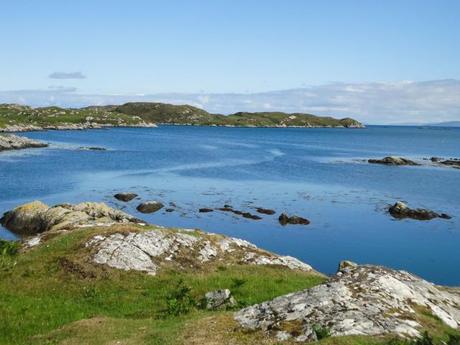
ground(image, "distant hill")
xmin=114 ymin=102 xmax=364 ymax=128
xmin=427 ymin=121 xmax=460 ymax=127
xmin=0 ymin=102 xmax=364 ymax=131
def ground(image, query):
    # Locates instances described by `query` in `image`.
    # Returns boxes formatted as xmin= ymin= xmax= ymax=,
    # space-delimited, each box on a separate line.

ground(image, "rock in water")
xmin=235 ymin=261 xmax=460 ymax=342
xmin=0 ymin=201 xmax=144 ymax=236
xmin=256 ymin=207 xmax=276 ymax=215
xmin=136 ymin=201 xmax=164 ymax=213
xmin=204 ymin=289 xmax=237 ymax=310
xmin=368 ymin=156 xmax=419 ymax=166
xmin=199 ymin=208 xmax=214 ymax=213
xmin=389 ymin=201 xmax=451 ymax=220
xmin=278 ymin=213 xmax=310 ymax=225
xmin=114 ymin=192 xmax=138 ymax=202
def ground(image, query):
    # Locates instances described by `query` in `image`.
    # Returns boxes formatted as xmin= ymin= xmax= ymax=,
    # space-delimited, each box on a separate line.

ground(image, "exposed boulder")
xmin=0 ymin=134 xmax=47 ymax=152
xmin=114 ymin=192 xmax=138 ymax=202
xmin=389 ymin=201 xmax=451 ymax=220
xmin=368 ymin=156 xmax=419 ymax=166
xmin=85 ymin=228 xmax=314 ymax=275
xmin=278 ymin=213 xmax=310 ymax=225
xmin=235 ymin=261 xmax=460 ymax=342
xmin=0 ymin=201 xmax=144 ymax=236
xmin=136 ymin=201 xmax=164 ymax=213
xmin=204 ymin=289 xmax=237 ymax=310
xmin=256 ymin=207 xmax=276 ymax=215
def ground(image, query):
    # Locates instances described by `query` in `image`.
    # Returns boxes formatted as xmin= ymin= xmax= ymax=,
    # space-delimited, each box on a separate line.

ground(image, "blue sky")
xmin=0 ymin=0 xmax=459 ymax=123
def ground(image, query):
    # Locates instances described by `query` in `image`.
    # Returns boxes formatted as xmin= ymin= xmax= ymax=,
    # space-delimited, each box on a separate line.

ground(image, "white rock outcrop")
xmin=85 ymin=229 xmax=314 ymax=275
xmin=235 ymin=262 xmax=460 ymax=342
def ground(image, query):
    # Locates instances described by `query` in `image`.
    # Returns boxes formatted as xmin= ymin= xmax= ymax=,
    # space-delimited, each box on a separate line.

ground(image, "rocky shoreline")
xmin=0 ymin=122 xmax=157 ymax=133
xmin=0 ymin=133 xmax=48 ymax=152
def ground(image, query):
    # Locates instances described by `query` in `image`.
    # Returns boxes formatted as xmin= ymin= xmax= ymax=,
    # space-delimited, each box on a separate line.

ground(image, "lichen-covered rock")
xmin=0 ymin=134 xmax=47 ymax=152
xmin=136 ymin=201 xmax=164 ymax=213
xmin=368 ymin=156 xmax=419 ymax=166
xmin=85 ymin=229 xmax=314 ymax=275
xmin=235 ymin=262 xmax=460 ymax=342
xmin=389 ymin=201 xmax=451 ymax=220
xmin=0 ymin=201 xmax=144 ymax=236
xmin=204 ymin=289 xmax=237 ymax=310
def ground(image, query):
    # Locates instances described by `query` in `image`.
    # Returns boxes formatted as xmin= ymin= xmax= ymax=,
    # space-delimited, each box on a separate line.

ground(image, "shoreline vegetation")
xmin=0 ymin=102 xmax=364 ymax=132
xmin=0 ymin=200 xmax=459 ymax=345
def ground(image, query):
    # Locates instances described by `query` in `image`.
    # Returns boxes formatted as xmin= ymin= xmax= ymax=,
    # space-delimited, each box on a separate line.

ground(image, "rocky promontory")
xmin=0 ymin=133 xmax=47 ymax=152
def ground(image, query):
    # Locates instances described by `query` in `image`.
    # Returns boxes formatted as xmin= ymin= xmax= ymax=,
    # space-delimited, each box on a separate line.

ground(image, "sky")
xmin=1 ymin=0 xmax=459 ymax=124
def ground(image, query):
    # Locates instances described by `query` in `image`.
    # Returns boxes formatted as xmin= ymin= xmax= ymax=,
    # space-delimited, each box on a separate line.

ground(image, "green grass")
xmin=0 ymin=227 xmax=325 ymax=345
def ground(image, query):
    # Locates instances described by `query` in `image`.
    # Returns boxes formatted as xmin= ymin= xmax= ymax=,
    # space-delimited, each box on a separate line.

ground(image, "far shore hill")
xmin=0 ymin=102 xmax=363 ymax=132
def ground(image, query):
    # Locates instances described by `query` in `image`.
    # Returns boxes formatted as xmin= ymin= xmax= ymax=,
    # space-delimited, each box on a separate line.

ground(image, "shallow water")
xmin=1 ymin=126 xmax=459 ymax=285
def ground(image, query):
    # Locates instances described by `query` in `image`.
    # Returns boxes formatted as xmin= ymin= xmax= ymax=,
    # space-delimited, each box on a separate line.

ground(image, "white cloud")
xmin=48 ymin=72 xmax=86 ymax=79
xmin=0 ymin=80 xmax=459 ymax=124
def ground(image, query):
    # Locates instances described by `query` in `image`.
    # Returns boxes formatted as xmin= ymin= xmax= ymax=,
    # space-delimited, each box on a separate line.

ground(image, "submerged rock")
xmin=389 ymin=201 xmax=451 ymax=220
xmin=217 ymin=205 xmax=261 ymax=220
xmin=278 ymin=213 xmax=310 ymax=225
xmin=256 ymin=207 xmax=276 ymax=215
xmin=0 ymin=201 xmax=144 ymax=236
xmin=114 ymin=192 xmax=138 ymax=202
xmin=136 ymin=201 xmax=164 ymax=213
xmin=0 ymin=134 xmax=48 ymax=152
xmin=199 ymin=208 xmax=214 ymax=213
xmin=204 ymin=289 xmax=237 ymax=310
xmin=235 ymin=261 xmax=460 ymax=342
xmin=368 ymin=156 xmax=419 ymax=166
xmin=439 ymin=159 xmax=460 ymax=169
xmin=78 ymin=146 xmax=106 ymax=151
xmin=85 ymin=228 xmax=314 ymax=275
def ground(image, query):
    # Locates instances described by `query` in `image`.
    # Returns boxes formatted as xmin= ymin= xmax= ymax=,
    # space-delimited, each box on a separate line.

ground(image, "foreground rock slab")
xmin=389 ymin=201 xmax=451 ymax=220
xmin=85 ymin=228 xmax=314 ymax=275
xmin=0 ymin=134 xmax=48 ymax=152
xmin=368 ymin=156 xmax=419 ymax=166
xmin=235 ymin=261 xmax=460 ymax=342
xmin=0 ymin=201 xmax=144 ymax=236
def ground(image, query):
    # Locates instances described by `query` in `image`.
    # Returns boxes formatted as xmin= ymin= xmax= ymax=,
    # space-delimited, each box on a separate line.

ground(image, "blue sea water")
xmin=0 ymin=126 xmax=459 ymax=285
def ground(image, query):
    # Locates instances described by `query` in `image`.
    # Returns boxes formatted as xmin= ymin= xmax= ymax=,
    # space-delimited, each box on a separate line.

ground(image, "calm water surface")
xmin=1 ymin=126 xmax=459 ymax=285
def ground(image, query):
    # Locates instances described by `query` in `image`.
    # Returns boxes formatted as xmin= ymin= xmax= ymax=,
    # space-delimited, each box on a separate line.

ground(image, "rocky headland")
xmin=0 ymin=133 xmax=48 ymax=152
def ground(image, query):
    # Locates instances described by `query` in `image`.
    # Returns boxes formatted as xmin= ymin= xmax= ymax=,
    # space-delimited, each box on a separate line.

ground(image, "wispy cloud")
xmin=0 ymin=80 xmax=459 ymax=124
xmin=48 ymin=72 xmax=86 ymax=79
